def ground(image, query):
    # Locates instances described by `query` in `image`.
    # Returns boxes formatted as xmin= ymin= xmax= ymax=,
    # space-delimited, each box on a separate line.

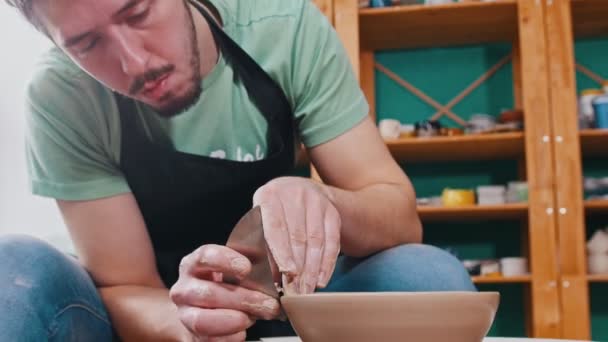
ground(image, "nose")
xmin=110 ymin=26 xmax=148 ymax=77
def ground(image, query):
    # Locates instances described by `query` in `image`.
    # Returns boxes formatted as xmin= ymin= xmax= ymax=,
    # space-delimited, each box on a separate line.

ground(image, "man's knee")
xmin=0 ymin=234 xmax=66 ymax=273
xmin=0 ymin=235 xmax=112 ymax=341
xmin=0 ymin=234 xmax=74 ymax=297
xmin=373 ymin=243 xmax=476 ymax=292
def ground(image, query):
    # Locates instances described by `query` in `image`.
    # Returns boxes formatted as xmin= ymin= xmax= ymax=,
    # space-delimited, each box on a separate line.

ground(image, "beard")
xmin=155 ymin=4 xmax=203 ymax=118
xmin=131 ymin=0 xmax=203 ymax=118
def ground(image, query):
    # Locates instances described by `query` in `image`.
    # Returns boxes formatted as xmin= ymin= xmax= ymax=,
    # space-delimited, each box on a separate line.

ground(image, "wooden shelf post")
xmin=517 ymin=0 xmax=562 ymax=337
xmin=543 ymin=0 xmax=591 ymax=339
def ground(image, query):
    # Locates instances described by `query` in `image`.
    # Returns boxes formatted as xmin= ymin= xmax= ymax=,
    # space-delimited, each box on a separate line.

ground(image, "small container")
xmin=592 ymin=94 xmax=608 ymax=129
xmin=416 ymin=197 xmax=432 ymax=206
xmin=499 ymin=109 xmax=524 ymax=124
xmin=480 ymin=260 xmax=501 ymax=277
xmin=579 ymin=89 xmax=602 ymax=129
xmin=463 ymin=260 xmax=482 ymax=276
xmin=506 ymin=181 xmax=528 ymax=203
xmin=588 ymin=254 xmax=608 ymax=275
xmin=378 ymin=119 xmax=401 ymax=139
xmin=400 ymin=124 xmax=417 ymax=138
xmin=587 ymin=229 xmax=608 ymax=255
xmin=441 ymin=189 xmax=476 ymax=207
xmin=369 ymin=0 xmax=393 ymax=7
xmin=429 ymin=196 xmax=443 ymax=207
xmin=425 ymin=0 xmax=453 ymax=4
xmin=466 ymin=114 xmax=496 ymax=134
xmin=440 ymin=127 xmax=464 ymax=137
xmin=415 ymin=120 xmax=441 ymax=138
xmin=476 ymin=185 xmax=506 ymax=205
xmin=500 ymin=257 xmax=529 ymax=277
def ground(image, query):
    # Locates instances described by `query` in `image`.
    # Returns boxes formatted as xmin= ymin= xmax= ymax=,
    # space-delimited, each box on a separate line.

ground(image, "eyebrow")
xmin=63 ymin=0 xmax=140 ymax=48
xmin=112 ymin=0 xmax=140 ymax=19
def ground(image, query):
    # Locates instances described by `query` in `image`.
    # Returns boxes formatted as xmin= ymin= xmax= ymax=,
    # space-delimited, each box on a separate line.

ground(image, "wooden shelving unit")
xmin=386 ymin=132 xmax=524 ymax=163
xmin=359 ymin=0 xmax=518 ymax=50
xmin=418 ymin=203 xmax=528 ymax=222
xmin=473 ymin=275 xmax=532 ymax=284
xmin=587 ymin=274 xmax=608 ymax=282
xmin=571 ymin=0 xmax=608 ymax=39
xmin=580 ymin=129 xmax=608 ymax=157
xmin=584 ymin=199 xmax=608 ymax=214
xmin=334 ymin=0 xmax=563 ymax=338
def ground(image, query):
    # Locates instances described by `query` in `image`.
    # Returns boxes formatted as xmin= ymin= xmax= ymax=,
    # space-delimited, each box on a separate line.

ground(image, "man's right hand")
xmin=170 ymin=245 xmax=281 ymax=341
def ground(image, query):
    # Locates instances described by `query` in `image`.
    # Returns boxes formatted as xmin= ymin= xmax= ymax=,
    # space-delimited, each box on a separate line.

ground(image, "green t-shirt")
xmin=25 ymin=0 xmax=368 ymax=201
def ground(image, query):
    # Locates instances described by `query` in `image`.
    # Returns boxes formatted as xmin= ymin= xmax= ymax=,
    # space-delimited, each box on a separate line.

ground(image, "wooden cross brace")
xmin=375 ymin=52 xmax=513 ymax=127
xmin=576 ymin=63 xmax=605 ymax=85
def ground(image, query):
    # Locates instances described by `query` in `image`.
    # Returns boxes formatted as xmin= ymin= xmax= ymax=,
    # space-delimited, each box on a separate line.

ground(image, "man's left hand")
xmin=253 ymin=176 xmax=341 ymax=295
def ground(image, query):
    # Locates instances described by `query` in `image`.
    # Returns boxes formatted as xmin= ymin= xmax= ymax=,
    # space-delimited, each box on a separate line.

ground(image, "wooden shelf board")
xmin=359 ymin=1 xmax=518 ymax=51
xmin=580 ymin=129 xmax=608 ymax=157
xmin=588 ymin=274 xmax=608 ymax=282
xmin=472 ymin=275 xmax=531 ymax=284
xmin=386 ymin=132 xmax=524 ymax=163
xmin=418 ymin=203 xmax=528 ymax=222
xmin=572 ymin=0 xmax=608 ymax=39
xmin=584 ymin=199 xmax=608 ymax=214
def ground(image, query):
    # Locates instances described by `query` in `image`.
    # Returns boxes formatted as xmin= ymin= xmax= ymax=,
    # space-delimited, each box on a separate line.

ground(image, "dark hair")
xmin=5 ymin=0 xmax=50 ymax=36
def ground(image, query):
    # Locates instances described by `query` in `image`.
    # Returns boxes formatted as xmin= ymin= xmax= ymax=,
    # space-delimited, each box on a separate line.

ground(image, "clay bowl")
xmin=280 ymin=291 xmax=500 ymax=342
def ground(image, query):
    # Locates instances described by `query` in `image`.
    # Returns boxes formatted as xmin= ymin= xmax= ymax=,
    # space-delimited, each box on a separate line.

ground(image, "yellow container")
xmin=442 ymin=189 xmax=476 ymax=207
xmin=581 ymin=89 xmax=603 ymax=97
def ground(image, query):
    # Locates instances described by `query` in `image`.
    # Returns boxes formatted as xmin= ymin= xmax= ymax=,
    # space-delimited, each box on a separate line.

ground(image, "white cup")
xmin=587 ymin=229 xmax=608 ymax=255
xmin=588 ymin=254 xmax=608 ymax=275
xmin=500 ymin=257 xmax=528 ymax=277
xmin=378 ymin=119 xmax=402 ymax=139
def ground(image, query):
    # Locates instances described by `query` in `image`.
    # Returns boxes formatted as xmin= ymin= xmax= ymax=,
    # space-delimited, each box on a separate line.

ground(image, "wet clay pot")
xmin=280 ymin=291 xmax=500 ymax=342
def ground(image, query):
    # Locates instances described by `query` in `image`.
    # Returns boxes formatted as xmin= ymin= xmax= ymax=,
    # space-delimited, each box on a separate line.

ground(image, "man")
xmin=0 ymin=0 xmax=475 ymax=340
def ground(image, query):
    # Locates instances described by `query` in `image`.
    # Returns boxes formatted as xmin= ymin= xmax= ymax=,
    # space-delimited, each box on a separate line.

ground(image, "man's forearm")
xmin=324 ymin=182 xmax=422 ymax=257
xmin=99 ymin=286 xmax=193 ymax=342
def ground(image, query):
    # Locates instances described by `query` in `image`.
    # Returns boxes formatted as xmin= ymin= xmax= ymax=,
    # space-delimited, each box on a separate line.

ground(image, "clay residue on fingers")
xmin=230 ymin=257 xmax=250 ymax=276
xmin=242 ymin=298 xmax=280 ymax=319
xmin=281 ymin=273 xmax=299 ymax=296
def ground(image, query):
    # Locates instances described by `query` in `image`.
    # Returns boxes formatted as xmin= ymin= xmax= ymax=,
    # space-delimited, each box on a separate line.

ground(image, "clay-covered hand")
xmin=253 ymin=176 xmax=342 ymax=295
xmin=170 ymin=245 xmax=281 ymax=341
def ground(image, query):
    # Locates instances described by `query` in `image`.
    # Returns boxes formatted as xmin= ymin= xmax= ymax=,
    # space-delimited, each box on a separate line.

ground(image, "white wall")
xmin=0 ymin=6 xmax=73 ymax=252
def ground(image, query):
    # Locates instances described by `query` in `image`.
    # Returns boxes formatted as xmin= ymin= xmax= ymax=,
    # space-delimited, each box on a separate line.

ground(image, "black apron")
xmin=115 ymin=0 xmax=296 ymax=337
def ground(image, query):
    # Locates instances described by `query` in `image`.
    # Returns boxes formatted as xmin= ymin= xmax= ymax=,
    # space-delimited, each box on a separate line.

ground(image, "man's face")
xmin=35 ymin=0 xmax=202 ymax=117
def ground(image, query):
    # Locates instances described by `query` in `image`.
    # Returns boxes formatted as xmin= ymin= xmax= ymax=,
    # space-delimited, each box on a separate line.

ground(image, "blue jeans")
xmin=0 ymin=235 xmax=475 ymax=341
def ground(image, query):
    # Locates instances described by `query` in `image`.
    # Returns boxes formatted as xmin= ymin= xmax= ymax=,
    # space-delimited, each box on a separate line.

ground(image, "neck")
xmin=188 ymin=1 xmax=221 ymax=78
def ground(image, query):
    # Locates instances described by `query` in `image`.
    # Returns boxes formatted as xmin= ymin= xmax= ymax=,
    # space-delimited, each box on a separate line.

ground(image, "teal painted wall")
xmin=375 ymin=44 xmax=514 ymax=127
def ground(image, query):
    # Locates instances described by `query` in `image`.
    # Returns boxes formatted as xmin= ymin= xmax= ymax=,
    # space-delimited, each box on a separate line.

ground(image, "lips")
xmin=143 ymin=73 xmax=170 ymax=101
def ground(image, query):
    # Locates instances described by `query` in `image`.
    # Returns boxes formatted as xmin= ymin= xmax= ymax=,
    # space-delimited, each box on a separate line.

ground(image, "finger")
xmin=179 ymin=245 xmax=252 ymax=280
xmin=254 ymin=187 xmax=297 ymax=274
xmin=170 ymin=278 xmax=281 ymax=320
xmin=301 ymin=197 xmax=325 ymax=294
xmin=318 ymin=205 xmax=341 ymax=288
xmin=281 ymin=191 xmax=308 ymax=293
xmin=178 ymin=307 xmax=254 ymax=337
xmin=208 ymin=331 xmax=247 ymax=342
xmin=282 ymin=272 xmax=298 ymax=296
xmin=281 ymin=190 xmax=308 ymax=293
